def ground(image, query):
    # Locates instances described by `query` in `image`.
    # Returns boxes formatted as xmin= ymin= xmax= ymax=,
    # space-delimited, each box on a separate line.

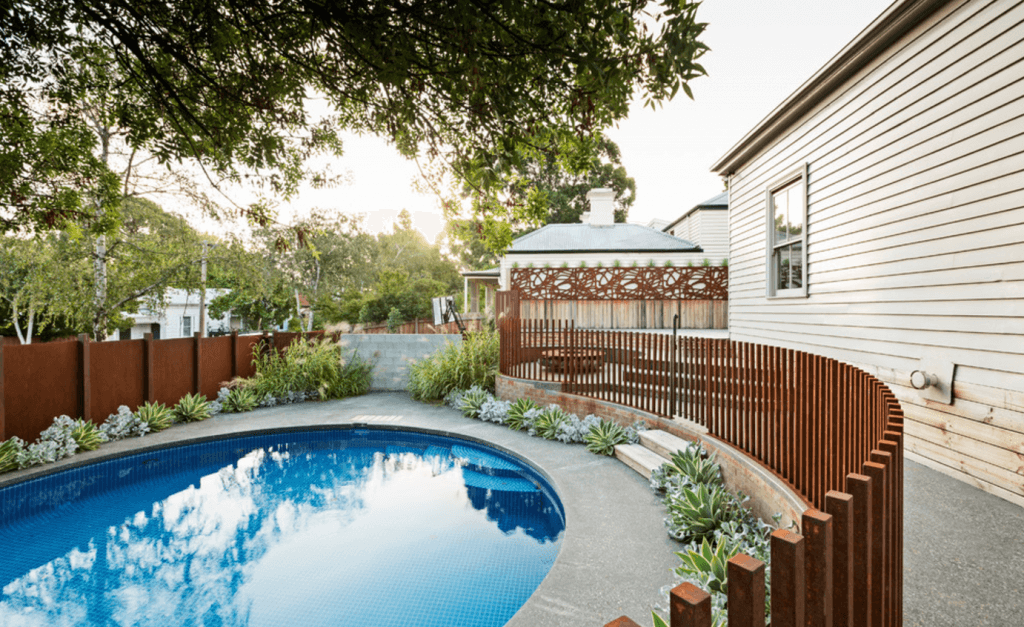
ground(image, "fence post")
xmin=230 ymin=331 xmax=239 ymax=378
xmin=143 ymin=332 xmax=155 ymax=403
xmin=78 ymin=334 xmax=91 ymax=422
xmin=727 ymin=554 xmax=766 ymax=627
xmin=803 ymin=509 xmax=834 ymax=627
xmin=864 ymin=455 xmax=890 ymax=627
xmin=671 ymin=582 xmax=712 ymax=626
xmin=825 ymin=491 xmax=854 ymax=627
xmin=193 ymin=331 xmax=202 ymax=395
xmin=770 ymin=530 xmax=805 ymax=627
xmin=846 ymin=473 xmax=873 ymax=627
xmin=0 ymin=342 xmax=5 ymax=440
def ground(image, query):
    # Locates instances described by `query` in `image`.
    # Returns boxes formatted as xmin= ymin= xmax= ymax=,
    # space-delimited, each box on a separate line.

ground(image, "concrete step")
xmin=639 ymin=429 xmax=697 ymax=461
xmin=614 ymin=443 xmax=668 ymax=479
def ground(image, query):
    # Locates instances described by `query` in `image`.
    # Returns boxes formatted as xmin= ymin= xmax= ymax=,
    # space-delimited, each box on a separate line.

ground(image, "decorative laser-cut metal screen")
xmin=510 ymin=266 xmax=728 ymax=300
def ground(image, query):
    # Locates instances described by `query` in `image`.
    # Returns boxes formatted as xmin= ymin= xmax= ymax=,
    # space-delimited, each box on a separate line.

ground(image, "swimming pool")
xmin=0 ymin=428 xmax=565 ymax=626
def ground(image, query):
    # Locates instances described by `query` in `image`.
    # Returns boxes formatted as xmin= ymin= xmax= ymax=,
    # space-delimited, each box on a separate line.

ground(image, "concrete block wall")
xmin=337 ymin=334 xmax=461 ymax=391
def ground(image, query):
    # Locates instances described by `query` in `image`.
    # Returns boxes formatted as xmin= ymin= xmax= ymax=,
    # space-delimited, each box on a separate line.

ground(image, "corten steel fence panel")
xmin=201 ymin=335 xmax=234 ymax=399
xmin=152 ymin=338 xmax=195 ymax=407
xmin=1 ymin=341 xmax=80 ymax=441
xmin=235 ymin=335 xmax=263 ymax=379
xmin=90 ymin=339 xmax=145 ymax=423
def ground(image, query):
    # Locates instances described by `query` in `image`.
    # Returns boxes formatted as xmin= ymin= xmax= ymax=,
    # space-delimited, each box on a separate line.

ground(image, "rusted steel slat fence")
xmin=496 ymin=299 xmax=903 ymax=627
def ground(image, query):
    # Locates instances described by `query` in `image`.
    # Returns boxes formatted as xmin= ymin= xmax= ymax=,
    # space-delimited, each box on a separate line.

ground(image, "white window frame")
xmin=765 ymin=164 xmax=809 ymax=299
xmin=181 ymin=315 xmax=193 ymax=337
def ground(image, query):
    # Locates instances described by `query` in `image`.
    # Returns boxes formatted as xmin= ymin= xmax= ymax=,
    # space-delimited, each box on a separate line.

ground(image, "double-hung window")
xmin=766 ymin=165 xmax=808 ymax=298
xmin=181 ymin=316 xmax=193 ymax=337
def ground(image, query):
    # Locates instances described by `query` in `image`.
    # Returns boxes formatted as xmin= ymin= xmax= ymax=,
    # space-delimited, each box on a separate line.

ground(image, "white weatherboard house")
xmin=662 ymin=192 xmax=729 ymax=266
xmin=114 ymin=288 xmax=238 ymax=341
xmin=711 ymin=0 xmax=1024 ymax=506
xmin=498 ymin=188 xmax=705 ymax=290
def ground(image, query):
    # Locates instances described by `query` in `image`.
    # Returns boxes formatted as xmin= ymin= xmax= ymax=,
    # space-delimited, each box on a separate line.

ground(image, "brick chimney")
xmin=585 ymin=188 xmax=615 ymax=226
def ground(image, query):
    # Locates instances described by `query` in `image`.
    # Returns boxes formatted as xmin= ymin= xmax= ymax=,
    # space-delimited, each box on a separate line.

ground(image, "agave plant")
xmin=0 ymin=438 xmax=25 ymax=473
xmin=137 ymin=401 xmax=174 ymax=431
xmin=534 ymin=406 xmax=568 ymax=440
xmin=674 ymin=536 xmax=741 ymax=595
xmin=664 ymin=483 xmax=735 ymax=543
xmin=665 ymin=446 xmax=722 ymax=487
xmin=174 ymin=393 xmax=212 ymax=423
xmin=505 ymin=398 xmax=540 ymax=431
xmin=223 ymin=387 xmax=260 ymax=414
xmin=584 ymin=419 xmax=628 ymax=456
xmin=458 ymin=387 xmax=492 ymax=419
xmin=70 ymin=418 xmax=107 ymax=451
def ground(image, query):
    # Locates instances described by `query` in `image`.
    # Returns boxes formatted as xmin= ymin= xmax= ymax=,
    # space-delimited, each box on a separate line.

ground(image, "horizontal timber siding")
xmin=725 ymin=0 xmax=1024 ymax=505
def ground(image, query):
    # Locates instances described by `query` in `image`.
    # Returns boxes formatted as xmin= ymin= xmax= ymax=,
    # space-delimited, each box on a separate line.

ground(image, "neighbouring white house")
xmin=662 ymin=191 xmax=729 ymax=265
xmin=113 ymin=288 xmax=239 ymax=341
xmin=498 ymin=188 xmax=705 ymax=290
xmin=711 ymin=0 xmax=1024 ymax=506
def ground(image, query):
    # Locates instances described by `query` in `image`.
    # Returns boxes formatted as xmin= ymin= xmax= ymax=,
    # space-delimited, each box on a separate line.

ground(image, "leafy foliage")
xmin=222 ymin=388 xmax=260 ymax=414
xmin=70 ymin=418 xmax=107 ymax=451
xmin=100 ymin=406 xmax=150 ymax=441
xmin=584 ymin=419 xmax=629 ymax=456
xmin=136 ymin=402 xmax=174 ymax=432
xmin=174 ymin=393 xmax=213 ymax=423
xmin=0 ymin=438 xmax=23 ymax=474
xmin=458 ymin=387 xmax=493 ymax=419
xmin=504 ymin=398 xmax=541 ymax=432
xmin=407 ymin=330 xmax=499 ymax=401
xmin=534 ymin=405 xmax=570 ymax=440
xmin=242 ymin=337 xmax=373 ymax=401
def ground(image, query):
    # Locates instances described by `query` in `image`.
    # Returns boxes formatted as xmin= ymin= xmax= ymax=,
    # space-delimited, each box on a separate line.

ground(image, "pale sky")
xmin=271 ymin=0 xmax=897 ymax=244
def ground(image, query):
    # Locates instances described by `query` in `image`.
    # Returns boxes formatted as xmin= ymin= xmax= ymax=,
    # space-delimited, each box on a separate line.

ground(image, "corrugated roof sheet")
xmin=508 ymin=224 xmax=700 ymax=253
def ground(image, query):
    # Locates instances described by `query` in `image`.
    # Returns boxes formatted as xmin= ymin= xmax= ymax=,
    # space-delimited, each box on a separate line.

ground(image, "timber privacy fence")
xmin=510 ymin=267 xmax=728 ymax=330
xmin=0 ymin=330 xmax=327 ymax=443
xmin=496 ymin=291 xmax=904 ymax=627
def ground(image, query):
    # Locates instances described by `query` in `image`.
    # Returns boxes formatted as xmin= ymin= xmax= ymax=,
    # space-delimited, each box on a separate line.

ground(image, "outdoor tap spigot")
xmin=910 ymin=370 xmax=938 ymax=390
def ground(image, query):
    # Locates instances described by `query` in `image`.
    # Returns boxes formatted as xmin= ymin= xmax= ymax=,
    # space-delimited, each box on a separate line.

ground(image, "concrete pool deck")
xmin=4 ymin=391 xmax=1022 ymax=626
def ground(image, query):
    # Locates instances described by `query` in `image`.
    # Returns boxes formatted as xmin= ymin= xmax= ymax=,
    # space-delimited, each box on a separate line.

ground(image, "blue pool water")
xmin=0 ymin=428 xmax=565 ymax=626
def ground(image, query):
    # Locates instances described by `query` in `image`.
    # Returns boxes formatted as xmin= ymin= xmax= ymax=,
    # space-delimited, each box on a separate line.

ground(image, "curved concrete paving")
xmin=1 ymin=392 xmax=680 ymax=627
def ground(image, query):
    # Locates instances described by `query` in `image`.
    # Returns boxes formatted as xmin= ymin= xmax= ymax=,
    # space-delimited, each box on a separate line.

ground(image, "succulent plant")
xmin=101 ymin=406 xmax=150 ymax=441
xmin=457 ymin=387 xmax=492 ymax=418
xmin=222 ymin=387 xmax=260 ymax=413
xmin=478 ymin=399 xmax=511 ymax=424
xmin=534 ymin=405 xmax=569 ymax=440
xmin=584 ymin=419 xmax=628 ymax=456
xmin=137 ymin=401 xmax=174 ymax=431
xmin=664 ymin=483 xmax=735 ymax=543
xmin=0 ymin=438 xmax=25 ymax=473
xmin=70 ymin=418 xmax=107 ymax=451
xmin=673 ymin=536 xmax=740 ymax=596
xmin=174 ymin=393 xmax=212 ymax=423
xmin=664 ymin=446 xmax=722 ymax=487
xmin=505 ymin=398 xmax=540 ymax=431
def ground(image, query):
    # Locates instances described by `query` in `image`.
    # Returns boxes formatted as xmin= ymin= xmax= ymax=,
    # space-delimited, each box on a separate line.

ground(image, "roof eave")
xmin=711 ymin=0 xmax=951 ymax=175
xmin=507 ymin=247 xmax=703 ymax=255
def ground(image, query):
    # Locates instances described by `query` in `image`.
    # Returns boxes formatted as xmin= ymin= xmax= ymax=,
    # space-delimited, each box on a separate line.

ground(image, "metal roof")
xmin=507 ymin=223 xmax=701 ymax=254
xmin=663 ymin=192 xmax=729 ymax=233
xmin=460 ymin=267 xmax=500 ymax=277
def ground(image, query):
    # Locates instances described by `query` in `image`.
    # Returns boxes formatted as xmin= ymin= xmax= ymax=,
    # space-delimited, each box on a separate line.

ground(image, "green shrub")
xmin=70 ymin=418 xmax=106 ymax=451
xmin=174 ymin=393 xmax=212 ymax=423
xmin=458 ymin=387 xmax=491 ymax=418
xmin=664 ymin=483 xmax=737 ymax=544
xmin=245 ymin=338 xmax=373 ymax=401
xmin=664 ymin=446 xmax=722 ymax=487
xmin=223 ymin=388 xmax=260 ymax=413
xmin=0 ymin=439 xmax=23 ymax=473
xmin=505 ymin=398 xmax=540 ymax=431
xmin=386 ymin=307 xmax=403 ymax=333
xmin=407 ymin=330 xmax=499 ymax=401
xmin=137 ymin=402 xmax=174 ymax=431
xmin=584 ymin=419 xmax=628 ymax=455
xmin=534 ymin=405 xmax=568 ymax=440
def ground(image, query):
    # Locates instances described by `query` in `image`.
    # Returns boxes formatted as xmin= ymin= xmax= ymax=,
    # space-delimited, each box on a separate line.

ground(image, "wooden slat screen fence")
xmin=496 ymin=304 xmax=903 ymax=627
